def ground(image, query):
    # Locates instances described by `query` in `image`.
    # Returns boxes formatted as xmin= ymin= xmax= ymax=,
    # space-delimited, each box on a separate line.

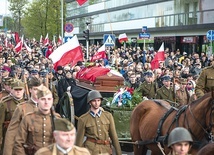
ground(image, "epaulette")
xmin=24 ymin=111 xmax=35 ymax=116
xmin=17 ymin=101 xmax=28 ymax=106
xmin=79 ymin=111 xmax=90 ymax=118
xmin=0 ymin=95 xmax=13 ymax=103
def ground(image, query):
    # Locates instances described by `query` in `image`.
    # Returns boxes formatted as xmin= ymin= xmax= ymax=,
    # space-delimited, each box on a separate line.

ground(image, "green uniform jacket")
xmin=139 ymin=81 xmax=156 ymax=99
xmin=14 ymin=111 xmax=58 ymax=154
xmin=76 ymin=110 xmax=121 ymax=155
xmin=156 ymin=86 xmax=175 ymax=102
xmin=0 ymin=95 xmax=25 ymax=143
xmin=3 ymin=99 xmax=38 ymax=155
xmin=195 ymin=66 xmax=214 ymax=98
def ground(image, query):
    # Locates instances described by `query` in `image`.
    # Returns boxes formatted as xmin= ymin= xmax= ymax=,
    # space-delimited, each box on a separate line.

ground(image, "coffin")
xmin=77 ymin=72 xmax=124 ymax=93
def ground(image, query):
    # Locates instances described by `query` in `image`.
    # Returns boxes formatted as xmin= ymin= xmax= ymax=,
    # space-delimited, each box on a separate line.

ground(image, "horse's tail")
xmin=130 ymin=100 xmax=150 ymax=155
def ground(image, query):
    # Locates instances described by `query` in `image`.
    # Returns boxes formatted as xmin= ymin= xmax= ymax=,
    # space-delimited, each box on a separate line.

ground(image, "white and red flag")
xmin=49 ymin=35 xmax=83 ymax=70
xmin=4 ymin=37 xmax=8 ymax=47
xmin=40 ymin=35 xmax=43 ymax=43
xmin=76 ymin=0 xmax=87 ymax=6
xmin=57 ymin=35 xmax=62 ymax=45
xmin=91 ymin=44 xmax=106 ymax=62
xmin=14 ymin=36 xmax=24 ymax=53
xmin=43 ymin=33 xmax=49 ymax=45
xmin=24 ymin=41 xmax=32 ymax=52
xmin=150 ymin=42 xmax=165 ymax=70
xmin=118 ymin=33 xmax=128 ymax=44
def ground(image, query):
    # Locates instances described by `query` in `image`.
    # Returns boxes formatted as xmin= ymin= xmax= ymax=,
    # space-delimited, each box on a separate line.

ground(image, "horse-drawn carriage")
xmin=57 ymin=67 xmax=214 ymax=155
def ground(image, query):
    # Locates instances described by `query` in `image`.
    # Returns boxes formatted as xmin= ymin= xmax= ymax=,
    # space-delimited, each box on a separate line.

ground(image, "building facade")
xmin=65 ymin=0 xmax=214 ymax=55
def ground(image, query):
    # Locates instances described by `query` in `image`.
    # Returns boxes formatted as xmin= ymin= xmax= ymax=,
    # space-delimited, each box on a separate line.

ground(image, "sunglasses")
xmin=187 ymin=83 xmax=192 ymax=85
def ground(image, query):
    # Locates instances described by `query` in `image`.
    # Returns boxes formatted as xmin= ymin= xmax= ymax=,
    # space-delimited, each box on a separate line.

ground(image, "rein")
xmin=187 ymin=98 xmax=214 ymax=142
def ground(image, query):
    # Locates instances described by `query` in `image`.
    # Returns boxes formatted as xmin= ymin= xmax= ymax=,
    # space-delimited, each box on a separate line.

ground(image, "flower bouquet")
xmin=106 ymin=86 xmax=142 ymax=109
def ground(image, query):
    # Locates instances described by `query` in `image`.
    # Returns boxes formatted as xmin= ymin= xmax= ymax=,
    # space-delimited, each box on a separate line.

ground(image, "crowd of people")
xmin=0 ymin=34 xmax=214 ymax=155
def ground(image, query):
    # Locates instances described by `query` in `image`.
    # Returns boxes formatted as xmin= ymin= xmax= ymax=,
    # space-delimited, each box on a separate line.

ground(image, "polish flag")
xmin=24 ymin=42 xmax=32 ymax=52
xmin=40 ymin=35 xmax=43 ymax=43
xmin=43 ymin=33 xmax=49 ymax=45
xmin=4 ymin=38 xmax=8 ymax=47
xmin=57 ymin=35 xmax=62 ymax=45
xmin=150 ymin=42 xmax=165 ymax=70
xmin=14 ymin=32 xmax=20 ymax=44
xmin=14 ymin=36 xmax=24 ymax=53
xmin=49 ymin=35 xmax=83 ymax=70
xmin=91 ymin=44 xmax=107 ymax=62
xmin=76 ymin=0 xmax=88 ymax=6
xmin=118 ymin=33 xmax=128 ymax=44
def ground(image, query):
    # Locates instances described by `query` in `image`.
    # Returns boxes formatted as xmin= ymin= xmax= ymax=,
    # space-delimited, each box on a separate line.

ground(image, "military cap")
xmin=37 ymin=85 xmax=51 ymax=99
xmin=30 ymin=69 xmax=39 ymax=75
xmin=2 ymin=66 xmax=11 ymax=72
xmin=2 ymin=77 xmax=13 ymax=85
xmin=162 ymin=75 xmax=171 ymax=81
xmin=54 ymin=118 xmax=75 ymax=131
xmin=179 ymin=78 xmax=187 ymax=85
xmin=11 ymin=80 xmax=25 ymax=89
xmin=144 ymin=71 xmax=153 ymax=77
xmin=27 ymin=77 xmax=41 ymax=88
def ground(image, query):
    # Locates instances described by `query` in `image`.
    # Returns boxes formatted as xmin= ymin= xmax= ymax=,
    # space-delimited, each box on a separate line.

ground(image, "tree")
xmin=21 ymin=0 xmax=63 ymax=41
xmin=8 ymin=0 xmax=29 ymax=34
xmin=0 ymin=16 xmax=14 ymax=31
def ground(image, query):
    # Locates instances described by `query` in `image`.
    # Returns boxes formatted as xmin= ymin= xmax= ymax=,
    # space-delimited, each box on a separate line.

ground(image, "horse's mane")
xmin=190 ymin=92 xmax=212 ymax=106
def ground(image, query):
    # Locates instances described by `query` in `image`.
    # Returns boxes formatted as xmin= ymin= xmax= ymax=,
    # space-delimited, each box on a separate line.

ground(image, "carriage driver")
xmin=76 ymin=90 xmax=121 ymax=155
xmin=167 ymin=127 xmax=193 ymax=155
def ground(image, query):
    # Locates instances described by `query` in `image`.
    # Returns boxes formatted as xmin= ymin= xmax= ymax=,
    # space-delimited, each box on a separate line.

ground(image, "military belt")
xmin=86 ymin=137 xmax=110 ymax=145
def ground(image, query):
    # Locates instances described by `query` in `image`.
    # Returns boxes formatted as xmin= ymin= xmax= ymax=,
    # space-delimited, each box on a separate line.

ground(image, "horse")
xmin=197 ymin=143 xmax=214 ymax=155
xmin=130 ymin=92 xmax=214 ymax=155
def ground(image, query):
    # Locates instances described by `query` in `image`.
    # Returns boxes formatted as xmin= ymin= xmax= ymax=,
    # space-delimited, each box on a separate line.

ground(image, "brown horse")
xmin=130 ymin=93 xmax=214 ymax=155
xmin=197 ymin=143 xmax=214 ymax=155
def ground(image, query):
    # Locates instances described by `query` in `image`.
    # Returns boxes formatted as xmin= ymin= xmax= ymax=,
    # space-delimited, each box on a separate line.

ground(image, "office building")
xmin=65 ymin=0 xmax=214 ymax=55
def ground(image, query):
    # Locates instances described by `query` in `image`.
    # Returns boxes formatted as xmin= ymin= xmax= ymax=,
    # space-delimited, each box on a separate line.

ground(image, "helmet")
xmin=87 ymin=90 xmax=102 ymax=103
xmin=168 ymin=127 xmax=193 ymax=147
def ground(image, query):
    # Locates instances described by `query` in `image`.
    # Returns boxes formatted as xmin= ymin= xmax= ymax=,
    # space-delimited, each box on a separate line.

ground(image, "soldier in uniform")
xmin=139 ymin=71 xmax=156 ymax=99
xmin=175 ymin=78 xmax=189 ymax=106
xmin=156 ymin=75 xmax=175 ymax=102
xmin=0 ymin=77 xmax=13 ymax=99
xmin=35 ymin=118 xmax=91 ymax=155
xmin=3 ymin=77 xmax=42 ymax=155
xmin=195 ymin=61 xmax=214 ymax=98
xmin=14 ymin=86 xmax=59 ymax=155
xmin=76 ymin=90 xmax=121 ymax=155
xmin=0 ymin=80 xmax=25 ymax=151
xmin=167 ymin=127 xmax=193 ymax=155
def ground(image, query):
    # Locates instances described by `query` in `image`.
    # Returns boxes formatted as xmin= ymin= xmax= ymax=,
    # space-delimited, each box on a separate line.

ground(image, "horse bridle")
xmin=188 ymin=98 xmax=214 ymax=143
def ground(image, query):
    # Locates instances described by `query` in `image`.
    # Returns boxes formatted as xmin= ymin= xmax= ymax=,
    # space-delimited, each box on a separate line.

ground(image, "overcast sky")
xmin=0 ymin=0 xmax=10 ymax=15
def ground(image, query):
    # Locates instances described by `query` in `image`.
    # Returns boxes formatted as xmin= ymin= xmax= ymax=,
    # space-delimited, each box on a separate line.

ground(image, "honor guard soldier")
xmin=156 ymin=75 xmax=175 ymax=102
xmin=35 ymin=118 xmax=91 ymax=155
xmin=3 ymin=77 xmax=42 ymax=155
xmin=195 ymin=61 xmax=214 ymax=98
xmin=0 ymin=77 xmax=13 ymax=99
xmin=167 ymin=127 xmax=193 ymax=155
xmin=0 ymin=80 xmax=25 ymax=151
xmin=139 ymin=71 xmax=156 ymax=99
xmin=14 ymin=86 xmax=60 ymax=155
xmin=76 ymin=90 xmax=121 ymax=155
